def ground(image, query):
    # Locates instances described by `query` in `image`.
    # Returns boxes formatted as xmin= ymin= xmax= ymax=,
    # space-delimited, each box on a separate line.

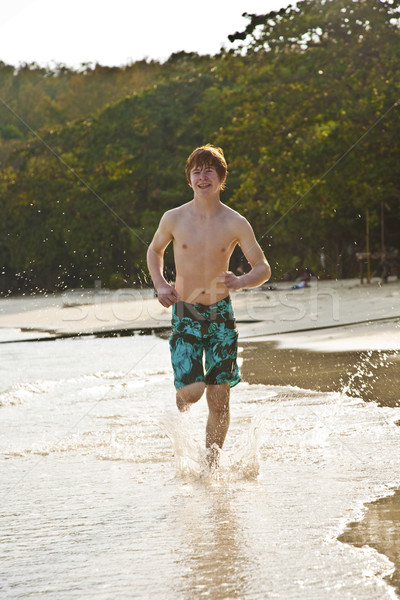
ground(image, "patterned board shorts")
xmin=169 ymin=296 xmax=241 ymax=390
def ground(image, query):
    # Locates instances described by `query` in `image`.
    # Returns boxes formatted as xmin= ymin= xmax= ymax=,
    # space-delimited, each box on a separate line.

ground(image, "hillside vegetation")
xmin=0 ymin=0 xmax=399 ymax=293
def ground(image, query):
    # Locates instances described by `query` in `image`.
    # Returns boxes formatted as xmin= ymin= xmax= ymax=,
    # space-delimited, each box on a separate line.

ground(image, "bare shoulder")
xmin=221 ymin=204 xmax=252 ymax=229
xmin=163 ymin=203 xmax=192 ymax=222
xmin=157 ymin=205 xmax=184 ymax=230
xmin=160 ymin=206 xmax=179 ymax=222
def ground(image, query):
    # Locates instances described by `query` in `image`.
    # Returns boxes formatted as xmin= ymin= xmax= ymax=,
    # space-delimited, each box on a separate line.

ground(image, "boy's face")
xmin=189 ymin=163 xmax=225 ymax=194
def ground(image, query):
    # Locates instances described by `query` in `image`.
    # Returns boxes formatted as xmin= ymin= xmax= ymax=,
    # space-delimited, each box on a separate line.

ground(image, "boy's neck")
xmin=191 ymin=193 xmax=222 ymax=217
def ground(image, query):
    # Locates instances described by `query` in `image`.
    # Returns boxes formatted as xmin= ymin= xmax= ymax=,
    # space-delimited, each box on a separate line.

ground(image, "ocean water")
xmin=1 ymin=334 xmax=400 ymax=599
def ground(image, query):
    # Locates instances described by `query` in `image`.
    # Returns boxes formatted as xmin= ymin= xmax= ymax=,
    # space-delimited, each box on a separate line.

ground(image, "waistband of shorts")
xmin=172 ymin=296 xmax=233 ymax=321
xmin=176 ymin=295 xmax=231 ymax=311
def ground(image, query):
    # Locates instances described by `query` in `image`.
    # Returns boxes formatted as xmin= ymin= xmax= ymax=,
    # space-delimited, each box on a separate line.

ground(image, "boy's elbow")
xmin=147 ymin=243 xmax=164 ymax=267
xmin=264 ymin=262 xmax=271 ymax=282
xmin=147 ymin=243 xmax=157 ymax=259
xmin=146 ymin=244 xmax=157 ymax=268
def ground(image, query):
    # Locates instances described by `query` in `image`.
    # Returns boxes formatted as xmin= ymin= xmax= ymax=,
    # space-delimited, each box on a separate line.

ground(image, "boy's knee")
xmin=176 ymin=381 xmax=205 ymax=409
xmin=206 ymin=384 xmax=230 ymax=413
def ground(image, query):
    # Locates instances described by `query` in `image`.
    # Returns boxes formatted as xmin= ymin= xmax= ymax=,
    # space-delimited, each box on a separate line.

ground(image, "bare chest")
xmin=173 ymin=219 xmax=236 ymax=259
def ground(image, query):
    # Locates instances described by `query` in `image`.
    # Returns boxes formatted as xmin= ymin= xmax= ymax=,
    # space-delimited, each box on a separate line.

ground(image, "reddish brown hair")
xmin=185 ymin=144 xmax=228 ymax=190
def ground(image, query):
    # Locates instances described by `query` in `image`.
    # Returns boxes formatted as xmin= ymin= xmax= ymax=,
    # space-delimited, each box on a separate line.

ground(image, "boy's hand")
xmin=219 ymin=271 xmax=243 ymax=291
xmin=156 ymin=284 xmax=179 ymax=307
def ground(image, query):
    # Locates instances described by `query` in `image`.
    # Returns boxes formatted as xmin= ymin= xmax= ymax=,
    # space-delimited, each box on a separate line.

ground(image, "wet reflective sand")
xmin=241 ymin=341 xmax=400 ymax=407
xmin=339 ymin=490 xmax=400 ymax=597
xmin=242 ymin=340 xmax=400 ymax=598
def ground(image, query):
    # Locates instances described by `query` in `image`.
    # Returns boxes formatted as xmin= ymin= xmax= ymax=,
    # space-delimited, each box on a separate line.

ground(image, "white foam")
xmin=158 ymin=409 xmax=264 ymax=481
xmin=0 ymin=379 xmax=58 ymax=406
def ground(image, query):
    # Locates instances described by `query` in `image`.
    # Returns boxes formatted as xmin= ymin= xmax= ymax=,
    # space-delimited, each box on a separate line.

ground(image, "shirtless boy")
xmin=147 ymin=144 xmax=271 ymax=460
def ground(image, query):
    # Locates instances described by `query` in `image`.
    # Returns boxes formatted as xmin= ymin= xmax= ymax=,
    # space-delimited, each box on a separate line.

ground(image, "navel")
xmin=221 ymin=247 xmax=226 ymax=252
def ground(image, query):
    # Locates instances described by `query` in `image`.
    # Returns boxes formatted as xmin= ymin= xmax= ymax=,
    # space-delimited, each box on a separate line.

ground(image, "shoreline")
xmin=2 ymin=279 xmax=400 ymax=597
xmin=0 ymin=278 xmax=400 ymax=349
xmin=239 ymin=338 xmax=400 ymax=600
xmin=240 ymin=341 xmax=400 ymax=407
xmin=240 ymin=340 xmax=400 ymax=599
xmin=338 ymin=490 xmax=400 ymax=598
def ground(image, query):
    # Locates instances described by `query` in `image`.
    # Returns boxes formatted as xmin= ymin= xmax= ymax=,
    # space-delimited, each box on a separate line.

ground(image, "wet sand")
xmin=338 ymin=491 xmax=400 ymax=597
xmin=240 ymin=341 xmax=400 ymax=407
xmin=241 ymin=341 xmax=400 ymax=597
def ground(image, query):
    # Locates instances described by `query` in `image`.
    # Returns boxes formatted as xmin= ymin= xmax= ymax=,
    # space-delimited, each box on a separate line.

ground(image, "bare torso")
xmin=170 ymin=201 xmax=241 ymax=305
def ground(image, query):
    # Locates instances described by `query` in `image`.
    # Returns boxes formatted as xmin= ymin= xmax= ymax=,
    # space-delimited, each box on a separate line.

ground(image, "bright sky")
xmin=0 ymin=0 xmax=294 ymax=68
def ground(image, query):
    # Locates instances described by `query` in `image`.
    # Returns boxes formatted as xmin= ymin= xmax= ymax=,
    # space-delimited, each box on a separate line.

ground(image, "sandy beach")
xmin=2 ymin=276 xmax=400 ymax=597
xmin=0 ymin=277 xmax=399 ymax=345
xmin=1 ymin=277 xmax=399 ymax=408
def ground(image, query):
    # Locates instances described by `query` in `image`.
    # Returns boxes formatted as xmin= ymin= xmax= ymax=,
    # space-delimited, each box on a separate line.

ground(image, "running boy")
xmin=147 ymin=144 xmax=271 ymax=458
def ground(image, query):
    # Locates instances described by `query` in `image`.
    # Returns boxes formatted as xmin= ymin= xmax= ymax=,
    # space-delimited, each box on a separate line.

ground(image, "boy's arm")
xmin=220 ymin=217 xmax=271 ymax=291
xmin=146 ymin=212 xmax=179 ymax=307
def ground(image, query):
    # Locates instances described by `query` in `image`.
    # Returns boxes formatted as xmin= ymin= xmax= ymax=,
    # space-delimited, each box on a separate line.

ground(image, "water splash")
xmin=158 ymin=409 xmax=266 ymax=482
xmin=0 ymin=380 xmax=58 ymax=406
xmin=158 ymin=410 xmax=206 ymax=477
xmin=340 ymin=349 xmax=399 ymax=402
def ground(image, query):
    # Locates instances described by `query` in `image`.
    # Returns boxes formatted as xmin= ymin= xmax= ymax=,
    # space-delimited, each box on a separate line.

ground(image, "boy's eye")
xmin=192 ymin=166 xmax=214 ymax=175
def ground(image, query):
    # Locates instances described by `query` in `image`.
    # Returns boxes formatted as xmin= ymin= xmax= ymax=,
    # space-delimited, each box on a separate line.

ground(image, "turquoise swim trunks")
xmin=169 ymin=296 xmax=241 ymax=390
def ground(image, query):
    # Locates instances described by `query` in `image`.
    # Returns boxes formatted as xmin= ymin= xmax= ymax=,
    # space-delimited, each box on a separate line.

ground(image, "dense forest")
xmin=0 ymin=0 xmax=399 ymax=293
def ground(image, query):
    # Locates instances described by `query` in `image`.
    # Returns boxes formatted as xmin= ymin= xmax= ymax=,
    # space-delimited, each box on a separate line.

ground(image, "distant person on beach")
xmin=147 ymin=144 xmax=271 ymax=463
xmin=290 ymin=269 xmax=312 ymax=290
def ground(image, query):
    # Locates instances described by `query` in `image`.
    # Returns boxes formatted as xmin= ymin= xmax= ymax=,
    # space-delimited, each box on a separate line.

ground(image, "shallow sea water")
xmin=1 ymin=334 xmax=400 ymax=599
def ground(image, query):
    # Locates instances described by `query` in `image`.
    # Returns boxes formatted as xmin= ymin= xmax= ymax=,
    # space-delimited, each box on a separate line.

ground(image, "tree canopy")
xmin=1 ymin=0 xmax=399 ymax=293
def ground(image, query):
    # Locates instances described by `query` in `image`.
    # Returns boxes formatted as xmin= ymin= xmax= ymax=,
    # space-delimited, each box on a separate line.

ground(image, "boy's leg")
xmin=176 ymin=382 xmax=205 ymax=412
xmin=205 ymin=383 xmax=230 ymax=450
xmin=170 ymin=332 xmax=205 ymax=411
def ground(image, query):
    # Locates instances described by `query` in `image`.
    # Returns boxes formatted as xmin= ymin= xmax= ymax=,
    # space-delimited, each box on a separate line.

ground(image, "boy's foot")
xmin=206 ymin=445 xmax=220 ymax=469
